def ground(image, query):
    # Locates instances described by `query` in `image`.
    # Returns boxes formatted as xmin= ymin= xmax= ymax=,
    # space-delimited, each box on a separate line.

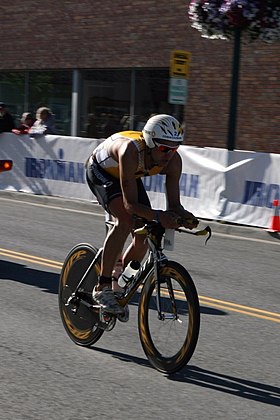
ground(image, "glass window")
xmin=0 ymin=71 xmax=72 ymax=135
xmin=0 ymin=72 xmax=25 ymax=123
xmin=29 ymin=71 xmax=72 ymax=135
xmin=0 ymin=68 xmax=177 ymax=138
xmin=134 ymin=69 xmax=174 ymax=131
xmin=80 ymin=70 xmax=131 ymax=138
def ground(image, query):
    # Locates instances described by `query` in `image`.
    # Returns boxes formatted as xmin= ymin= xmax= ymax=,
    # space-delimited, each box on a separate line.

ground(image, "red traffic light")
xmin=0 ymin=159 xmax=13 ymax=172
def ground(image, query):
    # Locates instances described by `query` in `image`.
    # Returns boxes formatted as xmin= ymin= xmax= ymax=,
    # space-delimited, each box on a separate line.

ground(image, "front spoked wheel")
xmin=138 ymin=261 xmax=200 ymax=374
xmin=58 ymin=243 xmax=104 ymax=346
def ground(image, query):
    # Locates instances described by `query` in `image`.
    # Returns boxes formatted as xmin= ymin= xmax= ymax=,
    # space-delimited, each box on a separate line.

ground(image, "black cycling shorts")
xmin=86 ymin=157 xmax=151 ymax=214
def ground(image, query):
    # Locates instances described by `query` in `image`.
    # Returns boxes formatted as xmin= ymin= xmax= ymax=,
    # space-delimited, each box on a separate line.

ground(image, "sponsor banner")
xmin=144 ymin=147 xmax=280 ymax=228
xmin=0 ymin=133 xmax=279 ymax=228
xmin=0 ymin=133 xmax=102 ymax=201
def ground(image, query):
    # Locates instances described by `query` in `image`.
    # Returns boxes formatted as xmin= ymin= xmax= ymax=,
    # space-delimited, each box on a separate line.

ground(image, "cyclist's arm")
xmin=118 ymin=146 xmax=189 ymax=228
xmin=164 ymin=153 xmax=199 ymax=229
xmin=118 ymin=143 xmax=157 ymax=221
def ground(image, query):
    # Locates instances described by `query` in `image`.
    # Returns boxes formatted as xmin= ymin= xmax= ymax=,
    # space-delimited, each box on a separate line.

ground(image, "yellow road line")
xmin=0 ymin=251 xmax=62 ymax=269
xmin=158 ymin=287 xmax=280 ymax=323
xmin=1 ymin=248 xmax=279 ymax=323
xmin=0 ymin=247 xmax=62 ymax=265
xmin=0 ymin=248 xmax=62 ymax=269
xmin=199 ymin=295 xmax=280 ymax=318
xmin=173 ymin=287 xmax=280 ymax=319
xmin=199 ymin=300 xmax=280 ymax=323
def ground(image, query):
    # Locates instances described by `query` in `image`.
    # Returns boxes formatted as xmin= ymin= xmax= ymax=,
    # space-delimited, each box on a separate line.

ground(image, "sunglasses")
xmin=154 ymin=140 xmax=179 ymax=153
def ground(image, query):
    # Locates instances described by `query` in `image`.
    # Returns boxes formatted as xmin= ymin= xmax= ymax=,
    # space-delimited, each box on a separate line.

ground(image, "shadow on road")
xmin=0 ymin=260 xmax=227 ymax=316
xmin=3 ymin=260 xmax=278 ymax=406
xmin=0 ymin=259 xmax=59 ymax=294
xmin=169 ymin=365 xmax=280 ymax=407
xmin=85 ymin=348 xmax=280 ymax=406
xmin=267 ymin=231 xmax=280 ymax=240
xmin=92 ymin=346 xmax=152 ymax=369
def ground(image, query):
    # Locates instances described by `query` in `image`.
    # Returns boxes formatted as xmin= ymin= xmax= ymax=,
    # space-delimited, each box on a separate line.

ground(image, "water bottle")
xmin=164 ymin=229 xmax=175 ymax=251
xmin=118 ymin=260 xmax=141 ymax=288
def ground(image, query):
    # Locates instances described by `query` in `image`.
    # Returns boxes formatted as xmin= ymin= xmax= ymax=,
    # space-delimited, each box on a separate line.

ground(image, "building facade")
xmin=0 ymin=0 xmax=279 ymax=153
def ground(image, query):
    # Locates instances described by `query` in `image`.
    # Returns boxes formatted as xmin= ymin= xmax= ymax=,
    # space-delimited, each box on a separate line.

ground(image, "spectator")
xmin=12 ymin=112 xmax=34 ymax=135
xmin=29 ymin=106 xmax=56 ymax=136
xmin=0 ymin=102 xmax=15 ymax=134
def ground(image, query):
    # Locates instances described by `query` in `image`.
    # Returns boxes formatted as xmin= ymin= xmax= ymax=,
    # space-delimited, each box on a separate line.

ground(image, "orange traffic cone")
xmin=267 ymin=199 xmax=280 ymax=232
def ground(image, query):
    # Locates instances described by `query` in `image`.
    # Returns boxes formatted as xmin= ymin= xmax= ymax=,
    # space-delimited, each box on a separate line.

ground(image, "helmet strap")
xmin=145 ymin=145 xmax=158 ymax=169
xmin=151 ymin=139 xmax=157 ymax=149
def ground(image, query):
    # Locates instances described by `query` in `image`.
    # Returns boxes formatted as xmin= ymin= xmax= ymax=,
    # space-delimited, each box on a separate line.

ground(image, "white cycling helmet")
xmin=142 ymin=114 xmax=184 ymax=149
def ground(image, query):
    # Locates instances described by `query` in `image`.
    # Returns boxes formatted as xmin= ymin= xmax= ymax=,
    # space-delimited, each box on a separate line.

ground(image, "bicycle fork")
xmin=151 ymin=249 xmax=180 ymax=322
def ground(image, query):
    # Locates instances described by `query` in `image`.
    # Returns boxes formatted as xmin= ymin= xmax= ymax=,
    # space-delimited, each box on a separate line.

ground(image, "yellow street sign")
xmin=170 ymin=50 xmax=192 ymax=78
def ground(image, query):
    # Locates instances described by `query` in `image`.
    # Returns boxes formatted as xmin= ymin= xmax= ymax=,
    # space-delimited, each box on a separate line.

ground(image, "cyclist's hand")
xmin=180 ymin=211 xmax=199 ymax=230
xmin=159 ymin=210 xmax=181 ymax=229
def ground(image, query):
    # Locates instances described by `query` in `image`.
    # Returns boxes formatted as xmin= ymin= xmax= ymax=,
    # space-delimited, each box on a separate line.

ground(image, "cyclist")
xmin=86 ymin=114 xmax=198 ymax=314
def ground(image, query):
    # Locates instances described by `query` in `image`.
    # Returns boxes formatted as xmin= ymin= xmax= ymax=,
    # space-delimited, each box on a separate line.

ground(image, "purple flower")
xmin=220 ymin=0 xmax=261 ymax=28
xmin=188 ymin=0 xmax=280 ymax=43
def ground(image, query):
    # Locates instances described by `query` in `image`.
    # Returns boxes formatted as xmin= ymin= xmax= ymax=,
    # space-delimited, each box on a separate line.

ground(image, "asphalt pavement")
xmin=1 ymin=190 xmax=279 ymax=244
xmin=1 ymin=189 xmax=279 ymax=420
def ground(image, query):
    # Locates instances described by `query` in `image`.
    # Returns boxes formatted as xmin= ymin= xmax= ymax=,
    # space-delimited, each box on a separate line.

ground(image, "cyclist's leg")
xmin=92 ymin=197 xmax=137 ymax=315
xmin=105 ymin=213 xmax=124 ymax=292
xmin=91 ymin=178 xmax=149 ymax=286
xmin=122 ymin=234 xmax=148 ymax=268
xmin=122 ymin=179 xmax=150 ymax=267
xmin=87 ymin=160 xmax=147 ymax=288
xmin=99 ymin=195 xmax=134 ymax=282
xmin=86 ymin=159 xmax=128 ymax=313
xmin=86 ymin=158 xmax=127 ymax=282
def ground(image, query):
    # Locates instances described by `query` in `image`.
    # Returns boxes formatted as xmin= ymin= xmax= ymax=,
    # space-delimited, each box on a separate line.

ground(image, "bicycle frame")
xmin=118 ymin=227 xmax=168 ymax=317
xmin=60 ymin=217 xmax=210 ymax=373
xmin=67 ymin=221 xmax=171 ymax=319
xmin=114 ymin=221 xmax=174 ymax=321
xmin=65 ymin=247 xmax=103 ymax=308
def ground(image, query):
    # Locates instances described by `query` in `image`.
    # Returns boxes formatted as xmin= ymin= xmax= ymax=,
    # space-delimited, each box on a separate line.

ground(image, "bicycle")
xmin=58 ymin=217 xmax=211 ymax=374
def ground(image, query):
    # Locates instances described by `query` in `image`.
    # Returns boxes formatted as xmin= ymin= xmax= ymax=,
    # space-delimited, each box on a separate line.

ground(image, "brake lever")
xmin=177 ymin=225 xmax=212 ymax=245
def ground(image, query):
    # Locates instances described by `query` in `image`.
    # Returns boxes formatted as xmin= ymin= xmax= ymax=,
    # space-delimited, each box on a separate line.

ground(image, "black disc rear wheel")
xmin=58 ymin=243 xmax=104 ymax=346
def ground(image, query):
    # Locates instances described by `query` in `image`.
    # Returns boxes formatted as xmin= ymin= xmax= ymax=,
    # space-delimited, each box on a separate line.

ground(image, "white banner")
xmin=0 ymin=133 xmax=102 ymax=201
xmin=1 ymin=133 xmax=279 ymax=228
xmin=144 ymin=147 xmax=280 ymax=228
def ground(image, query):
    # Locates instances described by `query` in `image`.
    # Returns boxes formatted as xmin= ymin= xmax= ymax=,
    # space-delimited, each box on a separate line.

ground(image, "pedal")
xmin=99 ymin=309 xmax=116 ymax=331
xmin=100 ymin=311 xmax=112 ymax=323
xmin=117 ymin=305 xmax=130 ymax=323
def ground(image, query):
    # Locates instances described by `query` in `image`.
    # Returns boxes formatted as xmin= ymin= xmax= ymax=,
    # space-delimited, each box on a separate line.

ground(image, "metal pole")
xmin=227 ymin=28 xmax=241 ymax=151
xmin=24 ymin=71 xmax=29 ymax=111
xmin=129 ymin=69 xmax=135 ymax=130
xmin=173 ymin=104 xmax=181 ymax=120
xmin=71 ymin=69 xmax=80 ymax=136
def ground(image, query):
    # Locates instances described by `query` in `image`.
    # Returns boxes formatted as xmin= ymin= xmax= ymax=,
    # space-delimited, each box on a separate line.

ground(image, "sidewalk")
xmin=1 ymin=190 xmax=279 ymax=244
